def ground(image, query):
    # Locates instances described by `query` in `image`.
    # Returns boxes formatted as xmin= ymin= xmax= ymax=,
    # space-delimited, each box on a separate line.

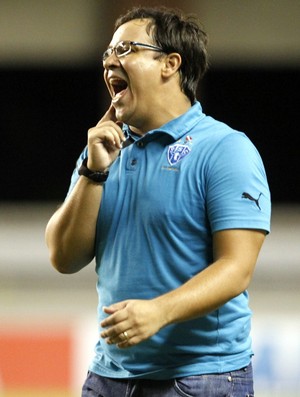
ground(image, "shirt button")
xmin=131 ymin=159 xmax=137 ymax=166
xmin=137 ymin=142 xmax=144 ymax=148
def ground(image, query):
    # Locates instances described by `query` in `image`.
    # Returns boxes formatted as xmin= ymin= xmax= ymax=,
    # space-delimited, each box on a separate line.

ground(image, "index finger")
xmin=97 ymin=103 xmax=117 ymax=126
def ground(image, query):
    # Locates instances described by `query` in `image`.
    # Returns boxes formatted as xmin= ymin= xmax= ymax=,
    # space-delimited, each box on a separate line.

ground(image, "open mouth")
xmin=110 ymin=78 xmax=128 ymax=102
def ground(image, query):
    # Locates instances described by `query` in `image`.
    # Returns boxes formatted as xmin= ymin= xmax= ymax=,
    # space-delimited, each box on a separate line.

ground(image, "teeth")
xmin=110 ymin=77 xmax=124 ymax=83
xmin=110 ymin=78 xmax=126 ymax=87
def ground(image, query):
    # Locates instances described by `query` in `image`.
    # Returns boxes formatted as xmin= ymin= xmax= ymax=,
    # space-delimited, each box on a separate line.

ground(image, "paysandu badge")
xmin=167 ymin=136 xmax=192 ymax=165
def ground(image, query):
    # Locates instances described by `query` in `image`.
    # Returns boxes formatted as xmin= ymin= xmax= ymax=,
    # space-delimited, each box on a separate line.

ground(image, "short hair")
xmin=114 ymin=6 xmax=209 ymax=103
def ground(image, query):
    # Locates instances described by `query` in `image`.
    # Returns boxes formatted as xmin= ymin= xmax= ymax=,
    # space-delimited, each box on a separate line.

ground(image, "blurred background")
xmin=0 ymin=0 xmax=299 ymax=396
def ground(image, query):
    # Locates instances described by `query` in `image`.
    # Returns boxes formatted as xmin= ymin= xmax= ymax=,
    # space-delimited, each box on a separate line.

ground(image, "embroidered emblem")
xmin=167 ymin=144 xmax=191 ymax=165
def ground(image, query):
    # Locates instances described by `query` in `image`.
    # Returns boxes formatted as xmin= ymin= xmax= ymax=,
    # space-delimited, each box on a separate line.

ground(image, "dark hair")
xmin=114 ymin=6 xmax=209 ymax=103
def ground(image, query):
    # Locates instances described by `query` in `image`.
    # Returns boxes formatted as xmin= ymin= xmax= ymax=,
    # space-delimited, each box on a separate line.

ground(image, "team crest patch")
xmin=167 ymin=144 xmax=191 ymax=165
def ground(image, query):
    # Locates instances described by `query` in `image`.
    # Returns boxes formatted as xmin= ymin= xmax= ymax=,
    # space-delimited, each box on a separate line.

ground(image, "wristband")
xmin=78 ymin=158 xmax=109 ymax=184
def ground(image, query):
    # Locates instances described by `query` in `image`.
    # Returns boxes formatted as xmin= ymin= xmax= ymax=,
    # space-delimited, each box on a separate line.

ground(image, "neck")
xmin=130 ymin=96 xmax=192 ymax=136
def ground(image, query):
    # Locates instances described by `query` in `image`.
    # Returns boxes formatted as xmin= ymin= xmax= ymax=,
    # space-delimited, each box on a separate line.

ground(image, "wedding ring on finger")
xmin=122 ymin=331 xmax=129 ymax=341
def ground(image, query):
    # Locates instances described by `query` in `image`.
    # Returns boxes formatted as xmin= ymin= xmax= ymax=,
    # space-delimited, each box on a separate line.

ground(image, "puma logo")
xmin=242 ymin=192 xmax=262 ymax=210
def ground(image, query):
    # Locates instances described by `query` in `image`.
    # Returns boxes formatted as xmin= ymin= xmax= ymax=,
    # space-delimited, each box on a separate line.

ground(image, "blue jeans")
xmin=81 ymin=363 xmax=254 ymax=396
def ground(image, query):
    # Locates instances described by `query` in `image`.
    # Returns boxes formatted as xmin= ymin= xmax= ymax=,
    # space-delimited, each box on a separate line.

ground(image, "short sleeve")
xmin=206 ymin=132 xmax=271 ymax=233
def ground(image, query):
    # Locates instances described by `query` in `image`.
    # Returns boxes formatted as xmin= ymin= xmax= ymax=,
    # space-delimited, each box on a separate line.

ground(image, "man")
xmin=46 ymin=6 xmax=271 ymax=396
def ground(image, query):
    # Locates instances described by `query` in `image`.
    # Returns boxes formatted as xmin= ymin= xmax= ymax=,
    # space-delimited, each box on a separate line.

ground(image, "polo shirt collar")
xmin=123 ymin=101 xmax=205 ymax=143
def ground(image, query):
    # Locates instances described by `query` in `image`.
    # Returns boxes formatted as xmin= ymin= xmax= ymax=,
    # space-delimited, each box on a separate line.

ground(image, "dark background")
xmin=0 ymin=0 xmax=299 ymax=204
xmin=1 ymin=65 xmax=298 ymax=203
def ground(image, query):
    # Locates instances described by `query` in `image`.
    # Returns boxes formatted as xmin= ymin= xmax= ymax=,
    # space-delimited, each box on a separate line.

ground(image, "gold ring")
xmin=123 ymin=331 xmax=129 ymax=340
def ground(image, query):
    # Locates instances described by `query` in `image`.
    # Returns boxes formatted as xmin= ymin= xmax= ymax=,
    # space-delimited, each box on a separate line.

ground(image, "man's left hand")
xmin=100 ymin=299 xmax=166 ymax=348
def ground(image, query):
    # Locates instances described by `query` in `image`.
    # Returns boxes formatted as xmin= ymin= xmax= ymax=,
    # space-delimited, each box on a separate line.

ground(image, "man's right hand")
xmin=87 ymin=104 xmax=126 ymax=172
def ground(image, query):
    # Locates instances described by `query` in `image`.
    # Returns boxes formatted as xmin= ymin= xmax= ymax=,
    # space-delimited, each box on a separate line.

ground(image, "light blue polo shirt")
xmin=68 ymin=101 xmax=271 ymax=379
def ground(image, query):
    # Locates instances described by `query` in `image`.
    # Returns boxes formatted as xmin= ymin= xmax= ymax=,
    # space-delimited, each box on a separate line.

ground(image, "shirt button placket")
xmin=127 ymin=140 xmax=144 ymax=171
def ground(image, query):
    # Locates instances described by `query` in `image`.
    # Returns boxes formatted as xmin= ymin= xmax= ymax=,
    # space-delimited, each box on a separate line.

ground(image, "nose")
xmin=103 ymin=50 xmax=120 ymax=69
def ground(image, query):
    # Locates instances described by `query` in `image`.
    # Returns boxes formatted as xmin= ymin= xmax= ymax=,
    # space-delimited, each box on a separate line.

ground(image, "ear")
xmin=161 ymin=53 xmax=182 ymax=78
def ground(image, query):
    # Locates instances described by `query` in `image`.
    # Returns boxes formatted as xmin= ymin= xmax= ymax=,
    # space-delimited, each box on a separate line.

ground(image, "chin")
xmin=114 ymin=107 xmax=130 ymax=125
xmin=115 ymin=112 xmax=127 ymax=124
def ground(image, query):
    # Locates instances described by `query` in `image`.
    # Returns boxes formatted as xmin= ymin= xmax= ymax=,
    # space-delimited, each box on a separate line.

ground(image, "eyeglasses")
xmin=102 ymin=40 xmax=164 ymax=62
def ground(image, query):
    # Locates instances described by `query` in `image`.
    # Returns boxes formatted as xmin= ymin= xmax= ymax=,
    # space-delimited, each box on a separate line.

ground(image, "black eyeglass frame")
xmin=102 ymin=40 xmax=164 ymax=62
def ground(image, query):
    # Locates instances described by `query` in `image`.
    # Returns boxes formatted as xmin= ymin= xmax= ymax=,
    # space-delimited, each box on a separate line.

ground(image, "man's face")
xmin=103 ymin=19 xmax=164 ymax=132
